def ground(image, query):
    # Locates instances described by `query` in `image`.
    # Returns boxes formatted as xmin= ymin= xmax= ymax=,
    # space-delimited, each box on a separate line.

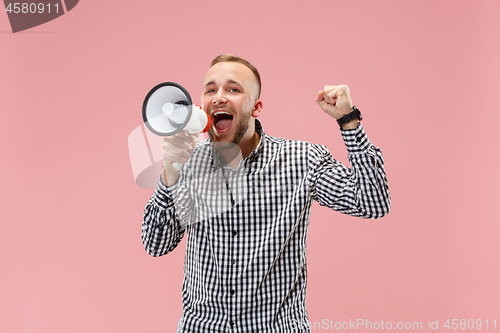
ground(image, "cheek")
xmin=202 ymin=96 xmax=211 ymax=110
xmin=242 ymin=97 xmax=254 ymax=113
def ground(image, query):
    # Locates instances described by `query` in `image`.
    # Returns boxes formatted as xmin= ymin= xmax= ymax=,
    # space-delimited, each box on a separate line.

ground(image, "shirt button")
xmin=229 ymin=321 xmax=234 ymax=327
xmin=231 ymin=259 xmax=237 ymax=265
xmin=230 ymin=289 xmax=235 ymax=295
xmin=356 ymin=136 xmax=361 ymax=142
xmin=232 ymin=230 xmax=238 ymax=237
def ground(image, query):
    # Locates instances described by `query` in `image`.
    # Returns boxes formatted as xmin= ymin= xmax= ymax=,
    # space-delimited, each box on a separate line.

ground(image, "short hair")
xmin=211 ymin=54 xmax=261 ymax=99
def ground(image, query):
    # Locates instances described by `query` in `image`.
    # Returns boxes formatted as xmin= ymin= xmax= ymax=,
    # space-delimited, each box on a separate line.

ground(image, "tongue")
xmin=216 ymin=119 xmax=232 ymax=131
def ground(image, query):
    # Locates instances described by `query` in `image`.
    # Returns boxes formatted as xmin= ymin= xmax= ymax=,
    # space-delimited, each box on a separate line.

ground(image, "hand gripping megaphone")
xmin=142 ymin=82 xmax=211 ymax=170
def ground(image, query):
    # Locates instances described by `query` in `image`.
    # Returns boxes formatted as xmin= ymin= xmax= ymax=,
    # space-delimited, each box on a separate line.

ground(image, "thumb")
xmin=316 ymin=90 xmax=325 ymax=105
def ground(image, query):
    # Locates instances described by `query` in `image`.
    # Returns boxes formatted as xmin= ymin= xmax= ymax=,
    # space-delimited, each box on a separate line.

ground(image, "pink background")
xmin=1 ymin=1 xmax=499 ymax=332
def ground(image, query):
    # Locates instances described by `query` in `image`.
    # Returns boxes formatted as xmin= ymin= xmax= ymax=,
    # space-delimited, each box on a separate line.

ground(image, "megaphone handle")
xmin=173 ymin=162 xmax=183 ymax=170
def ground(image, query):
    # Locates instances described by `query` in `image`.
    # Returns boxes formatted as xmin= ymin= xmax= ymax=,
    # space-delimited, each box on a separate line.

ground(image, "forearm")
xmin=341 ymin=124 xmax=390 ymax=218
xmin=309 ymin=124 xmax=391 ymax=219
xmin=346 ymin=145 xmax=391 ymax=219
xmin=142 ymin=180 xmax=185 ymax=256
xmin=161 ymin=166 xmax=181 ymax=186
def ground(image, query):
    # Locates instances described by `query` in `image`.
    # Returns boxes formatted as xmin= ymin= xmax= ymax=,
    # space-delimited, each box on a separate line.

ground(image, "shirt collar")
xmin=246 ymin=119 xmax=265 ymax=163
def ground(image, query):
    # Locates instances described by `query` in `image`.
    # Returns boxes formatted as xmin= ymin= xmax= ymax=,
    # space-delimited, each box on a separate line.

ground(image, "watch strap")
xmin=337 ymin=106 xmax=362 ymax=129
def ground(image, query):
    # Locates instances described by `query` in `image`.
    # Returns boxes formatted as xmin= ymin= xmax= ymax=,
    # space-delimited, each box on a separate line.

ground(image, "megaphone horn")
xmin=142 ymin=82 xmax=211 ymax=170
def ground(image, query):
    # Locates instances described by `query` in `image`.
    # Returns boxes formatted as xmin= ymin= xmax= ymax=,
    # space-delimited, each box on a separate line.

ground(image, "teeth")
xmin=213 ymin=111 xmax=232 ymax=116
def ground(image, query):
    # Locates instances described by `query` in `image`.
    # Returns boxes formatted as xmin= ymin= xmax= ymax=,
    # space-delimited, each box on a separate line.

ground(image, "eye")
xmin=205 ymin=89 xmax=216 ymax=94
xmin=229 ymin=88 xmax=240 ymax=93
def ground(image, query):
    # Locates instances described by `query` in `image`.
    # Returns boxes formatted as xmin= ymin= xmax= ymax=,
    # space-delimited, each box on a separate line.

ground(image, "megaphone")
xmin=142 ymin=82 xmax=211 ymax=170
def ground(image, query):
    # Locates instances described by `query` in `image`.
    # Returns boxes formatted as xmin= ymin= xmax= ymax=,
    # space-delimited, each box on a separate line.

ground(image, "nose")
xmin=212 ymin=89 xmax=227 ymax=105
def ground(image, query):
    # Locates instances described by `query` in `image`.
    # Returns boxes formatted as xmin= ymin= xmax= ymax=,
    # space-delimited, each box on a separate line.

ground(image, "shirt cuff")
xmin=341 ymin=123 xmax=372 ymax=154
xmin=153 ymin=176 xmax=178 ymax=210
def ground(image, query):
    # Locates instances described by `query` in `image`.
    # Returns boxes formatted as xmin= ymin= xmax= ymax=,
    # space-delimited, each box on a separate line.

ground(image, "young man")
xmin=142 ymin=54 xmax=391 ymax=332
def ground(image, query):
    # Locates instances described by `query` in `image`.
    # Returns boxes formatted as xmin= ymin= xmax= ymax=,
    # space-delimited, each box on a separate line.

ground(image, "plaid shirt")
xmin=142 ymin=120 xmax=390 ymax=332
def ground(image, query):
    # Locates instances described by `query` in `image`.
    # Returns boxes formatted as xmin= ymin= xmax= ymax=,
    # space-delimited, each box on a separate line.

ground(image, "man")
xmin=142 ymin=54 xmax=391 ymax=332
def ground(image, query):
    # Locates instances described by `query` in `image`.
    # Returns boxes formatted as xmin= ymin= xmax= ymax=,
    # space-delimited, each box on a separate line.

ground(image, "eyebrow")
xmin=204 ymin=80 xmax=243 ymax=89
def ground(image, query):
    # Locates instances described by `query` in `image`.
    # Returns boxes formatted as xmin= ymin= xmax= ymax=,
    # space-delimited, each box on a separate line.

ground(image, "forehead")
xmin=204 ymin=62 xmax=255 ymax=86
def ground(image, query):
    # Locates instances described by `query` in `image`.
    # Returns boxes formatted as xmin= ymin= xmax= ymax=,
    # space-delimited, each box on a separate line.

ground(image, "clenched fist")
xmin=161 ymin=131 xmax=198 ymax=185
xmin=316 ymin=85 xmax=357 ymax=128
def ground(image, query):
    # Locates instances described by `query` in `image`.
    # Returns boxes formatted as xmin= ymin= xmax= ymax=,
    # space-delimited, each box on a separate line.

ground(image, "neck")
xmin=216 ymin=144 xmax=243 ymax=169
xmin=215 ymin=130 xmax=260 ymax=169
xmin=239 ymin=130 xmax=260 ymax=159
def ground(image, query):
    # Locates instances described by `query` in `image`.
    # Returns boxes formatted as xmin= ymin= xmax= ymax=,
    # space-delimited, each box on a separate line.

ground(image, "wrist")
xmin=341 ymin=119 xmax=359 ymax=130
xmin=337 ymin=106 xmax=362 ymax=129
xmin=161 ymin=166 xmax=180 ymax=186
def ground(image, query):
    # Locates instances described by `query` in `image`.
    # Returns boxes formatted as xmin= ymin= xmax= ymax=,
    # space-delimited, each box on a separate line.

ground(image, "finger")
xmin=163 ymin=143 xmax=194 ymax=160
xmin=190 ymin=133 xmax=199 ymax=148
xmin=335 ymin=85 xmax=351 ymax=101
xmin=316 ymin=90 xmax=325 ymax=104
xmin=322 ymin=85 xmax=335 ymax=94
xmin=175 ymin=130 xmax=193 ymax=143
xmin=163 ymin=153 xmax=191 ymax=166
xmin=165 ymin=144 xmax=195 ymax=159
xmin=163 ymin=135 xmax=195 ymax=151
xmin=166 ymin=131 xmax=193 ymax=145
xmin=332 ymin=85 xmax=350 ymax=98
xmin=163 ymin=142 xmax=194 ymax=155
xmin=343 ymin=84 xmax=350 ymax=95
xmin=163 ymin=149 xmax=192 ymax=161
xmin=176 ymin=131 xmax=199 ymax=149
xmin=325 ymin=88 xmax=339 ymax=105
xmin=328 ymin=85 xmax=349 ymax=103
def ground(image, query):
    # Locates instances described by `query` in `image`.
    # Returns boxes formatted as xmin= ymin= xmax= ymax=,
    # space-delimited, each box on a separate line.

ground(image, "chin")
xmin=213 ymin=142 xmax=239 ymax=151
xmin=209 ymin=118 xmax=248 ymax=146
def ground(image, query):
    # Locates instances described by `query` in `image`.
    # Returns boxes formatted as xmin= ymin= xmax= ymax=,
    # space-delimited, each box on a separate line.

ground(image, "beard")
xmin=207 ymin=106 xmax=252 ymax=150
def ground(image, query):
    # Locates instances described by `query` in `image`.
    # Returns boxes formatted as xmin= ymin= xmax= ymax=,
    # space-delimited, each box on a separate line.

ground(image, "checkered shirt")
xmin=142 ymin=120 xmax=391 ymax=332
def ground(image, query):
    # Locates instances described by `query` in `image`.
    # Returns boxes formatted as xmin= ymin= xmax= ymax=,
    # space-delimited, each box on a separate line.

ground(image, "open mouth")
xmin=212 ymin=111 xmax=233 ymax=132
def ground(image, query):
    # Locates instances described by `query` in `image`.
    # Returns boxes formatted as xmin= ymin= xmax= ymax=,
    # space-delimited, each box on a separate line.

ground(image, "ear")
xmin=252 ymin=100 xmax=263 ymax=118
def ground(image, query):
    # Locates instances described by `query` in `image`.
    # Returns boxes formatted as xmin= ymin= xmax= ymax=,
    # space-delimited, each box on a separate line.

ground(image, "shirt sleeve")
xmin=307 ymin=124 xmax=391 ymax=219
xmin=141 ymin=176 xmax=187 ymax=257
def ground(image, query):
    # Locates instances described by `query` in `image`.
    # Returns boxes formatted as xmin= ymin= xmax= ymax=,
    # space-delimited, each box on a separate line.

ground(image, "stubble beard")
xmin=208 ymin=105 xmax=252 ymax=151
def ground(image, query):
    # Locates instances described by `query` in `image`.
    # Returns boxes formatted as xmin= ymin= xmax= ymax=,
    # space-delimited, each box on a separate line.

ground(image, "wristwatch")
xmin=337 ymin=106 xmax=362 ymax=129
